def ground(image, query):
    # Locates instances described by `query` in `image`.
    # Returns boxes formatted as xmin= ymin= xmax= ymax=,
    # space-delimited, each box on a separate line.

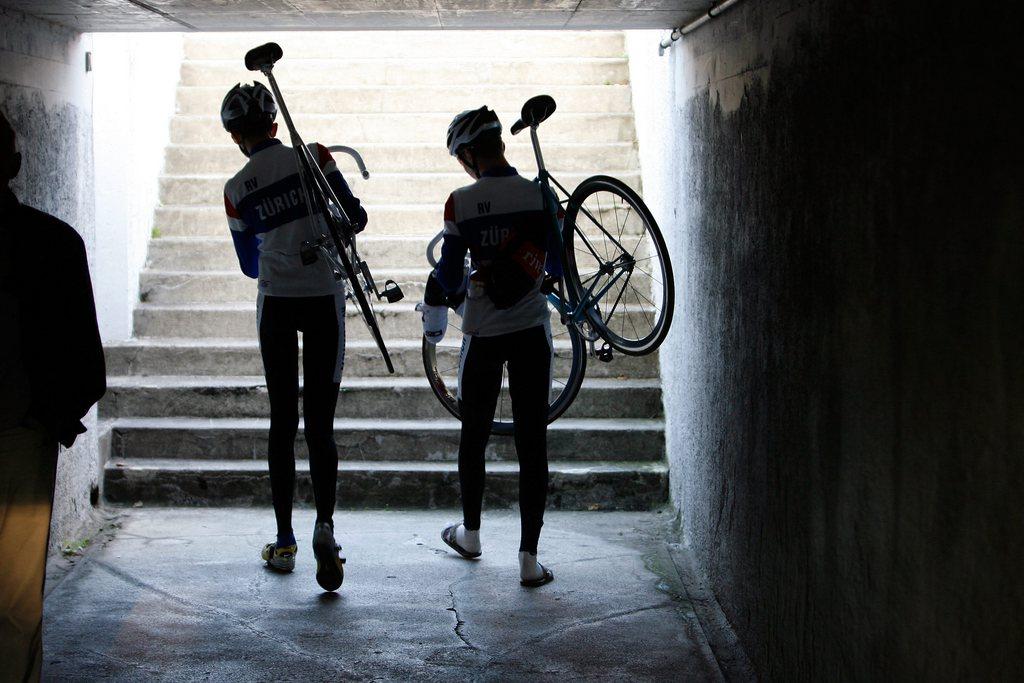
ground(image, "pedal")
xmin=597 ymin=342 xmax=614 ymax=363
xmin=300 ymin=241 xmax=318 ymax=265
xmin=380 ymin=279 xmax=404 ymax=303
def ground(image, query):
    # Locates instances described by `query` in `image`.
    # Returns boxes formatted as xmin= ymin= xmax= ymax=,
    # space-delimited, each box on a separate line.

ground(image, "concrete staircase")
xmin=101 ymin=31 xmax=667 ymax=510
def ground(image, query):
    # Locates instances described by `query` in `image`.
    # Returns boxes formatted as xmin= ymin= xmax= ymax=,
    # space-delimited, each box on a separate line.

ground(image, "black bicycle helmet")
xmin=446 ymin=106 xmax=502 ymax=157
xmin=220 ymin=82 xmax=277 ymax=133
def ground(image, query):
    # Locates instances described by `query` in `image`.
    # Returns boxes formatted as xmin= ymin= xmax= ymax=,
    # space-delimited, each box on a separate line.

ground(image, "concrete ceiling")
xmin=0 ymin=1 xmax=709 ymax=32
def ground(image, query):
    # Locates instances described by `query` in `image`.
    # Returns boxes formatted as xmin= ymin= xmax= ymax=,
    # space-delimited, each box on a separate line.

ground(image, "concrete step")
xmin=159 ymin=171 xmax=641 ymax=206
xmin=140 ymin=268 xmax=429 ymax=304
xmin=163 ymin=142 xmax=639 ymax=176
xmin=170 ymin=113 xmax=637 ymax=145
xmin=100 ymin=376 xmax=663 ymax=421
xmin=152 ymin=198 xmax=642 ymax=238
xmin=155 ymin=204 xmax=441 ymax=237
xmin=143 ymin=230 xmax=650 ymax=272
xmin=178 ymin=58 xmax=630 ymax=88
xmin=147 ymin=235 xmax=437 ymax=271
xmin=106 ymin=417 xmax=665 ymax=462
xmin=103 ymin=458 xmax=667 ymax=511
xmin=182 ymin=31 xmax=625 ymax=61
xmin=176 ymin=85 xmax=633 ymax=116
xmin=104 ymin=339 xmax=660 ymax=379
xmin=132 ymin=303 xmax=659 ymax=340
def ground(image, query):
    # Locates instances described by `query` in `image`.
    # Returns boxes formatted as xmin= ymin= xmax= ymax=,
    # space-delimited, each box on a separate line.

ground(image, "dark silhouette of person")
xmin=0 ymin=110 xmax=105 ymax=682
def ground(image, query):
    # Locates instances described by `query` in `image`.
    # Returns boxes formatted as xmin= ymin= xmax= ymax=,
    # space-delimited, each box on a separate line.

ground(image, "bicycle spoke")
xmin=632 ymin=263 xmax=663 ymax=288
xmin=611 ymin=194 xmax=623 ymax=242
xmin=593 ymin=193 xmax=611 ymax=263
xmin=633 ymin=286 xmax=655 ymax=331
xmin=602 ymin=269 xmax=631 ymax=327
xmin=573 ymin=225 xmax=608 ymax=265
xmin=618 ymin=204 xmax=633 ymax=243
xmin=574 ymin=195 xmax=629 ymax=255
xmin=625 ymin=293 xmax=642 ymax=341
xmin=630 ymin=282 xmax=660 ymax=310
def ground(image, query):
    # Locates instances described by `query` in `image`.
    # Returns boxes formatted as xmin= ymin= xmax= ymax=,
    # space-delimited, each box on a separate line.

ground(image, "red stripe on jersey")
xmin=316 ymin=143 xmax=333 ymax=167
xmin=224 ymin=193 xmax=240 ymax=219
xmin=444 ymin=194 xmax=455 ymax=222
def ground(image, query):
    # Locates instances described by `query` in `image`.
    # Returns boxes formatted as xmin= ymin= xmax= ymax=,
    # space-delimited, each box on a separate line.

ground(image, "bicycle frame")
xmin=526 ymin=126 xmax=634 ymax=333
xmin=249 ymin=44 xmax=401 ymax=373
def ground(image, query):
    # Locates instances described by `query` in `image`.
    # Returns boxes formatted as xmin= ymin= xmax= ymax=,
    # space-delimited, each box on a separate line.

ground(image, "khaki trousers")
xmin=0 ymin=424 xmax=58 ymax=683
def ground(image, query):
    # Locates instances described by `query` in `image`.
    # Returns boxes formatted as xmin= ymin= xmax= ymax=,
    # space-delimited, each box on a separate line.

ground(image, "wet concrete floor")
xmin=43 ymin=508 xmax=722 ymax=681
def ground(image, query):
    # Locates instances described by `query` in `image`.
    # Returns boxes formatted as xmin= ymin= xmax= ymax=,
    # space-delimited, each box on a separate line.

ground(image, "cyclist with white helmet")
xmin=220 ymin=81 xmax=366 ymax=592
xmin=427 ymin=106 xmax=560 ymax=587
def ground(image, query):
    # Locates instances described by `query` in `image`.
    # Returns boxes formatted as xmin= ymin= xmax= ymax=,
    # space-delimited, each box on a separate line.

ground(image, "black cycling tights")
xmin=458 ymin=325 xmax=552 ymax=554
xmin=259 ymin=293 xmax=345 ymax=538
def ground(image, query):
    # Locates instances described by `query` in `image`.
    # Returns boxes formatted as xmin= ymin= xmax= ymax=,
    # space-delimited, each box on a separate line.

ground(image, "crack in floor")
xmin=493 ymin=601 xmax=675 ymax=659
xmin=446 ymin=581 xmax=480 ymax=652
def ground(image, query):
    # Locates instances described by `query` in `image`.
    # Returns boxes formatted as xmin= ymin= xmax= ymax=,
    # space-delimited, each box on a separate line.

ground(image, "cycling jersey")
xmin=224 ymin=139 xmax=367 ymax=297
xmin=435 ymin=167 xmax=560 ymax=337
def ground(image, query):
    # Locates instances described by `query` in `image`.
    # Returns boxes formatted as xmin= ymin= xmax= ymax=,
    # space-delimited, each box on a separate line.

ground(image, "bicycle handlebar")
xmin=327 ymin=145 xmax=370 ymax=180
xmin=426 ymin=232 xmax=443 ymax=268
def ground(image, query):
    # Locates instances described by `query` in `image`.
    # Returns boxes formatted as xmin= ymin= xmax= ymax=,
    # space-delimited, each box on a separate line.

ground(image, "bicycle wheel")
xmin=563 ymin=175 xmax=674 ymax=356
xmin=421 ymin=308 xmax=587 ymax=437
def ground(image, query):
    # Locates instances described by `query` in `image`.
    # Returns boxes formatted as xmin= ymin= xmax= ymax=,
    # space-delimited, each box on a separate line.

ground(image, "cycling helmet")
xmin=446 ymin=106 xmax=501 ymax=157
xmin=220 ymin=82 xmax=277 ymax=133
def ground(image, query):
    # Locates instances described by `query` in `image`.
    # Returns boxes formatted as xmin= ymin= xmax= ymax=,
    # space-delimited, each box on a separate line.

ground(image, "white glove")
xmin=416 ymin=302 xmax=448 ymax=344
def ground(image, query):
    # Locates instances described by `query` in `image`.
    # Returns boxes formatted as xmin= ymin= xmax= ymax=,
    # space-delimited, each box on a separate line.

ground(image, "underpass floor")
xmin=43 ymin=508 xmax=722 ymax=681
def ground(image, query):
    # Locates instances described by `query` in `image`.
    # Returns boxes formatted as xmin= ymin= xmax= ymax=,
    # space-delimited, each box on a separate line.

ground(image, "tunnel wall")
xmin=93 ymin=33 xmax=183 ymax=342
xmin=0 ymin=7 xmax=100 ymax=552
xmin=630 ymin=1 xmax=1021 ymax=678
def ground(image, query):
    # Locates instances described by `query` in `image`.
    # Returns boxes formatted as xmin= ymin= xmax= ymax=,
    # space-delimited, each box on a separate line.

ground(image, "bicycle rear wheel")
xmin=563 ymin=175 xmax=674 ymax=356
xmin=421 ymin=309 xmax=587 ymax=436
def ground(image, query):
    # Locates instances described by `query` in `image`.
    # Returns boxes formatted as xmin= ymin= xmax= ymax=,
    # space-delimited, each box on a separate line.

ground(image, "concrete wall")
xmin=626 ymin=30 xmax=686 ymax=508
xmin=0 ymin=7 xmax=99 ymax=551
xmin=93 ymin=33 xmax=182 ymax=342
xmin=629 ymin=1 xmax=1021 ymax=678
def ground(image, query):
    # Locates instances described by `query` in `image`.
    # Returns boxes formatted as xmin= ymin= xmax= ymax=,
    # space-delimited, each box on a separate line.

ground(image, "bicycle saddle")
xmin=510 ymin=95 xmax=557 ymax=135
xmin=245 ymin=42 xmax=283 ymax=71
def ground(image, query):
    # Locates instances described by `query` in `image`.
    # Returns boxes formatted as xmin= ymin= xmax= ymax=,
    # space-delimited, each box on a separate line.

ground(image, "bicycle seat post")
xmin=529 ymin=125 xmax=550 ymax=187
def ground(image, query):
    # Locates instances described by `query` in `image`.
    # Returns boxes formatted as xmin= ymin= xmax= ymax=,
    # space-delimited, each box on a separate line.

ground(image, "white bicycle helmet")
xmin=220 ymin=82 xmax=277 ymax=133
xmin=446 ymin=106 xmax=502 ymax=156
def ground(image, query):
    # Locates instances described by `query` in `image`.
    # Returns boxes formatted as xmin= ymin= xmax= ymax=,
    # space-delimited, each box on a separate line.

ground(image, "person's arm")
xmin=55 ymin=227 xmax=105 ymax=447
xmin=314 ymin=143 xmax=368 ymax=233
xmin=435 ymin=193 xmax=468 ymax=295
xmin=542 ymin=184 xmax=564 ymax=278
xmin=224 ymin=192 xmax=259 ymax=279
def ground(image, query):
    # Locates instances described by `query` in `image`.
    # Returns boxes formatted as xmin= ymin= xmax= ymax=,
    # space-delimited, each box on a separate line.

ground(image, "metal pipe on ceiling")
xmin=658 ymin=0 xmax=745 ymax=55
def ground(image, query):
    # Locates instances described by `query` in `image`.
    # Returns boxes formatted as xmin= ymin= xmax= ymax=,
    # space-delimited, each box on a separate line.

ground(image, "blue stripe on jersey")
xmin=236 ymin=173 xmax=310 ymax=234
xmin=230 ymin=228 xmax=260 ymax=278
xmin=438 ymin=232 xmax=468 ymax=294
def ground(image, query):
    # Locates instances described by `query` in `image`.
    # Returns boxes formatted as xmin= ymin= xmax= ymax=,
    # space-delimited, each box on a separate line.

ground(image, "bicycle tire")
xmin=562 ymin=175 xmax=674 ymax=356
xmin=421 ymin=315 xmax=587 ymax=436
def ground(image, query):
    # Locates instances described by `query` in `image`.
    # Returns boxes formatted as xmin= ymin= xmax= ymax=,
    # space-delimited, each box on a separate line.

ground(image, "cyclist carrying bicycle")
xmin=428 ymin=106 xmax=561 ymax=587
xmin=220 ymin=82 xmax=366 ymax=591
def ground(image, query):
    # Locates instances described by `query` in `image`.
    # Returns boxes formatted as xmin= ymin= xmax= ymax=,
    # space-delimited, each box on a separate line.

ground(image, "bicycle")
xmin=422 ymin=95 xmax=675 ymax=435
xmin=244 ymin=42 xmax=404 ymax=374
